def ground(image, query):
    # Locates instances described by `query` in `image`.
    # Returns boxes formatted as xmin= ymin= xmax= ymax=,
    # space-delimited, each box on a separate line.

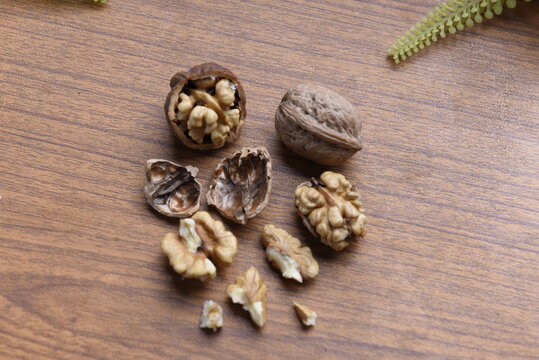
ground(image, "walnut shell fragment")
xmin=293 ymin=302 xmax=317 ymax=327
xmin=295 ymin=171 xmax=366 ymax=251
xmin=161 ymin=211 xmax=238 ymax=281
xmin=227 ymin=267 xmax=267 ymax=327
xmin=207 ymin=147 xmax=272 ymax=224
xmin=199 ymin=300 xmax=223 ymax=332
xmin=165 ymin=63 xmax=246 ymax=150
xmin=262 ymin=225 xmax=318 ymax=283
xmin=144 ymin=159 xmax=201 ymax=218
xmin=275 ymin=84 xmax=362 ymax=166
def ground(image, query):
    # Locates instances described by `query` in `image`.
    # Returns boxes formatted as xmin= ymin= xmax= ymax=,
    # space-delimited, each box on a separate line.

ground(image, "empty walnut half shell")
xmin=207 ymin=147 xmax=272 ymax=224
xmin=144 ymin=159 xmax=201 ymax=218
xmin=165 ymin=63 xmax=247 ymax=150
xmin=295 ymin=171 xmax=366 ymax=251
xmin=275 ymin=84 xmax=362 ymax=166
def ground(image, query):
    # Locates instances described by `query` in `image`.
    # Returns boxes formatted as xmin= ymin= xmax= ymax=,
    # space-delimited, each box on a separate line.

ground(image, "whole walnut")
xmin=275 ymin=84 xmax=362 ymax=166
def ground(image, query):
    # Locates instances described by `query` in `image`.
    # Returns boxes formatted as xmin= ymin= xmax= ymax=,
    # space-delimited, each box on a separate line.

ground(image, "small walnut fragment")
xmin=207 ymin=147 xmax=272 ymax=224
xmin=293 ymin=302 xmax=317 ymax=327
xmin=275 ymin=84 xmax=362 ymax=166
xmin=165 ymin=63 xmax=246 ymax=150
xmin=295 ymin=171 xmax=366 ymax=251
xmin=161 ymin=211 xmax=238 ymax=281
xmin=227 ymin=267 xmax=267 ymax=327
xmin=144 ymin=159 xmax=201 ymax=218
xmin=262 ymin=225 xmax=318 ymax=283
xmin=199 ymin=300 xmax=223 ymax=331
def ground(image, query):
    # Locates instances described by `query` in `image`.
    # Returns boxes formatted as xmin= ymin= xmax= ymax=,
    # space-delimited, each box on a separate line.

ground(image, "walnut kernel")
xmin=295 ymin=171 xmax=366 ymax=251
xmin=262 ymin=225 xmax=318 ymax=283
xmin=161 ymin=211 xmax=238 ymax=281
xmin=293 ymin=302 xmax=317 ymax=327
xmin=165 ymin=63 xmax=246 ymax=150
xmin=199 ymin=300 xmax=223 ymax=331
xmin=227 ymin=267 xmax=267 ymax=327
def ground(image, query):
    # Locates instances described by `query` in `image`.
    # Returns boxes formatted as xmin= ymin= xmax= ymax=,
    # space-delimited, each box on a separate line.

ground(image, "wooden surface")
xmin=1 ymin=0 xmax=538 ymax=359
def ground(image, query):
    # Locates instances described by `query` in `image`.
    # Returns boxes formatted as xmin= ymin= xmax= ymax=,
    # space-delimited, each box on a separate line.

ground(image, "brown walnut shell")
xmin=164 ymin=63 xmax=247 ymax=150
xmin=144 ymin=159 xmax=201 ymax=218
xmin=275 ymin=84 xmax=362 ymax=166
xmin=206 ymin=147 xmax=272 ymax=224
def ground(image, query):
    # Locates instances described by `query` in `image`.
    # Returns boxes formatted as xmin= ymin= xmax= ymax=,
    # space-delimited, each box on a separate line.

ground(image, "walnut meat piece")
xmin=144 ymin=159 xmax=201 ymax=218
xmin=227 ymin=267 xmax=267 ymax=327
xmin=199 ymin=300 xmax=223 ymax=331
xmin=165 ymin=63 xmax=246 ymax=150
xmin=293 ymin=302 xmax=317 ymax=327
xmin=262 ymin=225 xmax=318 ymax=283
xmin=207 ymin=147 xmax=272 ymax=224
xmin=275 ymin=84 xmax=362 ymax=166
xmin=295 ymin=171 xmax=366 ymax=251
xmin=161 ymin=211 xmax=238 ymax=281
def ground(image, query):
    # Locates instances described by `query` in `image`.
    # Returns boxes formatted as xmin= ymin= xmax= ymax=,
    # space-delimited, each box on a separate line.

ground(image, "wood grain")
xmin=1 ymin=0 xmax=538 ymax=359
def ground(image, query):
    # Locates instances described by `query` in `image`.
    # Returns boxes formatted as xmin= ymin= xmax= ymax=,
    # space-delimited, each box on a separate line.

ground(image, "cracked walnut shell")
xmin=295 ymin=171 xmax=366 ymax=251
xmin=165 ymin=63 xmax=246 ymax=150
xmin=161 ymin=211 xmax=238 ymax=281
xmin=207 ymin=147 xmax=272 ymax=224
xmin=144 ymin=159 xmax=201 ymax=218
xmin=199 ymin=300 xmax=223 ymax=331
xmin=262 ymin=225 xmax=318 ymax=283
xmin=227 ymin=267 xmax=267 ymax=327
xmin=275 ymin=84 xmax=362 ymax=166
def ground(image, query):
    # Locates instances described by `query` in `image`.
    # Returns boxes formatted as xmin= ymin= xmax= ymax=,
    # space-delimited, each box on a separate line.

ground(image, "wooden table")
xmin=1 ymin=0 xmax=538 ymax=359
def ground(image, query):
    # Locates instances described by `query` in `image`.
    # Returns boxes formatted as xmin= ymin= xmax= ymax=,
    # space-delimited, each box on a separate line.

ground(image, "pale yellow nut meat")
xmin=293 ymin=302 xmax=317 ymax=327
xmin=177 ymin=93 xmax=195 ymax=116
xmin=174 ymin=75 xmax=242 ymax=148
xmin=262 ymin=225 xmax=318 ymax=283
xmin=199 ymin=300 xmax=223 ymax=331
xmin=295 ymin=171 xmax=366 ymax=251
xmin=215 ymin=79 xmax=236 ymax=107
xmin=191 ymin=211 xmax=237 ymax=267
xmin=161 ymin=211 xmax=238 ymax=281
xmin=187 ymin=106 xmax=219 ymax=144
xmin=161 ymin=232 xmax=216 ymax=282
xmin=227 ymin=267 xmax=267 ymax=327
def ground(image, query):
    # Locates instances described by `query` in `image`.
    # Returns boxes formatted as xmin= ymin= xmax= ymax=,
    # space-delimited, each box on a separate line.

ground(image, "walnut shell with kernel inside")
xmin=275 ymin=84 xmax=362 ymax=166
xmin=165 ymin=63 xmax=247 ymax=150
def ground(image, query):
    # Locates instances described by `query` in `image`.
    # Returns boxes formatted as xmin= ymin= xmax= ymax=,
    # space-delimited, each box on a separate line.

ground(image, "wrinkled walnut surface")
xmin=161 ymin=211 xmax=238 ymax=281
xmin=295 ymin=171 xmax=366 ymax=251
xmin=144 ymin=159 xmax=201 ymax=218
xmin=199 ymin=300 xmax=223 ymax=331
xmin=207 ymin=147 xmax=272 ymax=224
xmin=227 ymin=266 xmax=267 ymax=327
xmin=165 ymin=63 xmax=246 ymax=150
xmin=262 ymin=225 xmax=318 ymax=283
xmin=275 ymin=84 xmax=362 ymax=166
xmin=293 ymin=302 xmax=317 ymax=327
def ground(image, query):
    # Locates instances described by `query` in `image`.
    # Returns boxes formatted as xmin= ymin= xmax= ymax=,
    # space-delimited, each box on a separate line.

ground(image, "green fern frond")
xmin=388 ymin=0 xmax=533 ymax=63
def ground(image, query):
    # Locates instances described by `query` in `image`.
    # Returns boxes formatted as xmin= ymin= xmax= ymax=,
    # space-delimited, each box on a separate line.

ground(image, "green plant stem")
xmin=388 ymin=0 xmax=533 ymax=63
